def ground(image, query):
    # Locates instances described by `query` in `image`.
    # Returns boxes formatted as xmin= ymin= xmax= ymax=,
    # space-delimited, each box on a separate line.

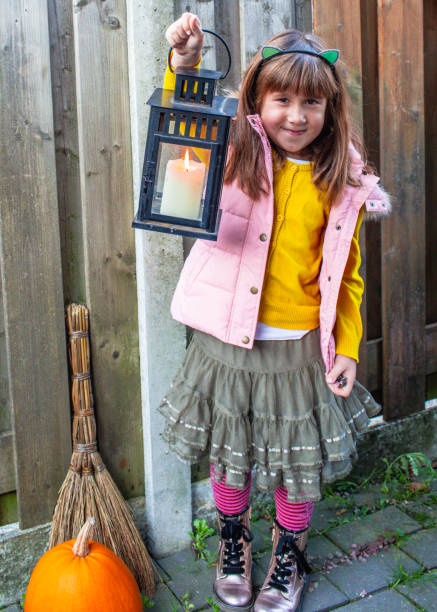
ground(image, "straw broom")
xmin=49 ymin=303 xmax=155 ymax=596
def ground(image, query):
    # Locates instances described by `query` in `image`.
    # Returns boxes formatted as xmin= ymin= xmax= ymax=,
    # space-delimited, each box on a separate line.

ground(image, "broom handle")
xmin=66 ymin=305 xmax=97 ymax=451
xmin=67 ymin=305 xmax=94 ymax=416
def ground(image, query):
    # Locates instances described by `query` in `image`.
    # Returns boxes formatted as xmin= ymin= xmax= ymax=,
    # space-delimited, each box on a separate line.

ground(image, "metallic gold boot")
xmin=213 ymin=505 xmax=254 ymax=611
xmin=254 ymin=520 xmax=311 ymax=612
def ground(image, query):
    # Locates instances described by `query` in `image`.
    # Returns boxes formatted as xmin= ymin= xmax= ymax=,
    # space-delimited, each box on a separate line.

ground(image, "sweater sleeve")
xmin=164 ymin=58 xmax=177 ymax=90
xmin=334 ymin=207 xmax=364 ymax=362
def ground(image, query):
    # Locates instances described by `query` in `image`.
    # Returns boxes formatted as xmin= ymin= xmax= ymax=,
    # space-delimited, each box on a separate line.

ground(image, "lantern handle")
xmin=167 ymin=28 xmax=232 ymax=80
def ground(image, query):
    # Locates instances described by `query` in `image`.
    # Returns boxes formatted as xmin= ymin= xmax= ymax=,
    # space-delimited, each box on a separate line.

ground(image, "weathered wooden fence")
xmin=0 ymin=0 xmax=436 ymax=544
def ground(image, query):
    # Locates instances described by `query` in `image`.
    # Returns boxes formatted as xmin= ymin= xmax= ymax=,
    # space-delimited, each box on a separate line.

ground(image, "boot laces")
xmin=220 ymin=517 xmax=253 ymax=575
xmin=268 ymin=533 xmax=311 ymax=593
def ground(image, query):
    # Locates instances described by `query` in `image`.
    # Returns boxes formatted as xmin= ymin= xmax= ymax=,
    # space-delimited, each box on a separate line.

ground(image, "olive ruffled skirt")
xmin=159 ymin=328 xmax=380 ymax=502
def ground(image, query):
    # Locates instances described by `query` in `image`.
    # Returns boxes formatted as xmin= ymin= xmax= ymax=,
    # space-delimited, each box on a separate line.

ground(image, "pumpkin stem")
xmin=72 ymin=517 xmax=95 ymax=558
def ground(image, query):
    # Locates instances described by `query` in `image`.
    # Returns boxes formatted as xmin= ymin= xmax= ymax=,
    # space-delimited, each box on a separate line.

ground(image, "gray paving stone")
xmin=401 ymin=501 xmax=437 ymax=528
xmin=310 ymin=499 xmax=346 ymax=534
xmin=1 ymin=605 xmax=22 ymax=612
xmin=157 ymin=548 xmax=216 ymax=611
xmin=307 ymin=535 xmax=347 ymax=573
xmin=254 ymin=546 xmax=274 ymax=574
xmin=252 ymin=557 xmax=268 ymax=588
xmin=301 ymin=574 xmax=348 ymax=611
xmin=326 ymin=506 xmax=421 ymax=551
xmin=352 ymin=485 xmax=384 ymax=509
xmin=336 ymin=588 xmax=417 ymax=611
xmin=325 ymin=547 xmax=420 ymax=600
xmin=146 ymin=582 xmax=179 ymax=611
xmin=254 ymin=534 xmax=345 ymax=576
xmin=398 ymin=527 xmax=437 ymax=569
xmin=397 ymin=576 xmax=437 ymax=611
xmin=251 ymin=519 xmax=273 ymax=553
xmin=204 ymin=534 xmax=219 ymax=563
xmin=250 ymin=567 xmax=348 ymax=611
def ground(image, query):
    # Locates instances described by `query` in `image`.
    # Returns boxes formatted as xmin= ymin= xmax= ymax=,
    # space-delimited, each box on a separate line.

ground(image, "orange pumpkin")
xmin=25 ymin=518 xmax=143 ymax=611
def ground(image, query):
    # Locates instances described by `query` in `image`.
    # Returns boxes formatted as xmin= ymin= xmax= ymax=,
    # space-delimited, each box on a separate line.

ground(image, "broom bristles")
xmin=49 ymin=467 xmax=80 ymax=548
xmin=49 ymin=303 xmax=156 ymax=596
xmin=92 ymin=453 xmax=156 ymax=595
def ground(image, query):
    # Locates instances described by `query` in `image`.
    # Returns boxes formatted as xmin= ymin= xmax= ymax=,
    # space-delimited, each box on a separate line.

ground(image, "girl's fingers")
xmin=182 ymin=12 xmax=194 ymax=34
xmin=169 ymin=30 xmax=185 ymax=46
xmin=189 ymin=14 xmax=202 ymax=35
xmin=327 ymin=369 xmax=354 ymax=397
xmin=166 ymin=13 xmax=202 ymax=50
xmin=327 ymin=380 xmax=352 ymax=397
xmin=176 ymin=12 xmax=199 ymax=37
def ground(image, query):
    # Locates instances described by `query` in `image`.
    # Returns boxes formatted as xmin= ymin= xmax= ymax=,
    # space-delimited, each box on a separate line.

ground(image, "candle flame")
xmin=184 ymin=149 xmax=190 ymax=171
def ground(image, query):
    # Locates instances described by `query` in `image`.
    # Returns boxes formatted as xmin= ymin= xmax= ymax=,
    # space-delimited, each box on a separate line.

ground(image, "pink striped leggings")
xmin=210 ymin=465 xmax=314 ymax=531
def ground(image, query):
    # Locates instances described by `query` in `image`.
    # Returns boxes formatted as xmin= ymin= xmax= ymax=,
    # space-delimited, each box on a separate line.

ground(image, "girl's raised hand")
xmin=325 ymin=354 xmax=357 ymax=398
xmin=165 ymin=13 xmax=204 ymax=70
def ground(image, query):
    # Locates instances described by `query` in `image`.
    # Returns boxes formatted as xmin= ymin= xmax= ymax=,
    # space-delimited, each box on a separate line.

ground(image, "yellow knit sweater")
xmin=258 ymin=159 xmax=364 ymax=361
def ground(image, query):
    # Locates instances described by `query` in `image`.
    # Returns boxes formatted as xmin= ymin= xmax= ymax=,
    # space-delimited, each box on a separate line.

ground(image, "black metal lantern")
xmin=132 ymin=30 xmax=238 ymax=241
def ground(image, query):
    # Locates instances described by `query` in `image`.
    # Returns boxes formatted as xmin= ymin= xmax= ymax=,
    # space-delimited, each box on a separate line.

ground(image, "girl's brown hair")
xmin=224 ymin=29 xmax=369 ymax=205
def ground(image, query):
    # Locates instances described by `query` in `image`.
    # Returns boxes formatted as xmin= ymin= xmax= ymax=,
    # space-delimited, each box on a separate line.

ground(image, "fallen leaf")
xmin=336 ymin=508 xmax=347 ymax=516
xmin=408 ymin=481 xmax=430 ymax=493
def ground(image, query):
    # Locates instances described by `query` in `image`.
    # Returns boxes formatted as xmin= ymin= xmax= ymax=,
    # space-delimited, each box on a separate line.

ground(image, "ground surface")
xmin=4 ymin=468 xmax=437 ymax=612
xmin=146 ymin=475 xmax=437 ymax=612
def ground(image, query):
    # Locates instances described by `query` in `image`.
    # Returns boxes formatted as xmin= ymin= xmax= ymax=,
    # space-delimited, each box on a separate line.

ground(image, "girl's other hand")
xmin=325 ymin=354 xmax=357 ymax=398
xmin=165 ymin=13 xmax=204 ymax=70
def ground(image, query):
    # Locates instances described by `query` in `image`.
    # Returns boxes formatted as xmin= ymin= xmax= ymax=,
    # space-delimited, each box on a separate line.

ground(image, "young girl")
xmin=160 ymin=13 xmax=390 ymax=612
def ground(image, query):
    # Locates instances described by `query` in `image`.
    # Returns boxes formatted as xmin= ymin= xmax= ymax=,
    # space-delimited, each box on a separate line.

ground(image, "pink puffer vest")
xmin=171 ymin=115 xmax=390 ymax=371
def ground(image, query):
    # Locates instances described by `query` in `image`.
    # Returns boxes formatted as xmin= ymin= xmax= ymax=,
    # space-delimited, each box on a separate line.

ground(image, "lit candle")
xmin=160 ymin=150 xmax=206 ymax=220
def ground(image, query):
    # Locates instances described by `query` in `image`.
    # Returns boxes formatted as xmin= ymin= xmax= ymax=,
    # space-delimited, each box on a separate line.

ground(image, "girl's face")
xmin=260 ymin=88 xmax=328 ymax=159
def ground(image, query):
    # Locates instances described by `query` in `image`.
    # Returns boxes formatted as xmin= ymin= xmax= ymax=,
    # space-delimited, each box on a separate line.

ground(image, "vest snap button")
xmin=259 ymin=233 xmax=267 ymax=242
xmin=328 ymin=276 xmax=331 ymax=281
xmin=250 ymin=287 xmax=258 ymax=294
xmin=242 ymin=336 xmax=250 ymax=344
xmin=336 ymin=225 xmax=341 ymax=230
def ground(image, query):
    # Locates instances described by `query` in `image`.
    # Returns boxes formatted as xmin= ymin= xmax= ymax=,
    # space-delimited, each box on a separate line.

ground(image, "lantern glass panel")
xmin=152 ymin=142 xmax=211 ymax=222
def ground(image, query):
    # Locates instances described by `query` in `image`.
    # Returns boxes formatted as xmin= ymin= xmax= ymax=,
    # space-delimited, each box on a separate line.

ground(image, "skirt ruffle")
xmin=159 ymin=329 xmax=380 ymax=502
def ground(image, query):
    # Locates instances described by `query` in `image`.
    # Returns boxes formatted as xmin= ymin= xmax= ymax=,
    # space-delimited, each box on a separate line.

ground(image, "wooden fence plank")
xmin=214 ymin=0 xmax=241 ymax=91
xmin=292 ymin=0 xmax=312 ymax=32
xmin=313 ymin=1 xmax=369 ymax=386
xmin=0 ymin=433 xmax=15 ymax=494
xmin=0 ymin=275 xmax=12 ymax=437
xmin=424 ymin=2 xmax=437 ymax=325
xmin=72 ymin=0 xmax=143 ymax=497
xmin=241 ymin=0 xmax=293 ymax=69
xmin=0 ymin=0 xmax=71 ymax=528
xmin=47 ymin=0 xmax=85 ymax=305
xmin=367 ymin=324 xmax=437 ymax=394
xmin=361 ymin=0 xmax=382 ymax=344
xmin=378 ymin=0 xmax=426 ymax=419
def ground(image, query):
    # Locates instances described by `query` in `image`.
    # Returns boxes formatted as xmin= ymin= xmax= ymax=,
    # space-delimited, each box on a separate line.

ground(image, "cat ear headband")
xmin=261 ymin=45 xmax=340 ymax=67
xmin=249 ymin=45 xmax=340 ymax=109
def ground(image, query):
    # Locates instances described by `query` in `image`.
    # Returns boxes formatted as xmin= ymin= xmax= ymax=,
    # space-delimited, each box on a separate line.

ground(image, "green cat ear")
xmin=262 ymin=46 xmax=282 ymax=60
xmin=319 ymin=49 xmax=340 ymax=65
